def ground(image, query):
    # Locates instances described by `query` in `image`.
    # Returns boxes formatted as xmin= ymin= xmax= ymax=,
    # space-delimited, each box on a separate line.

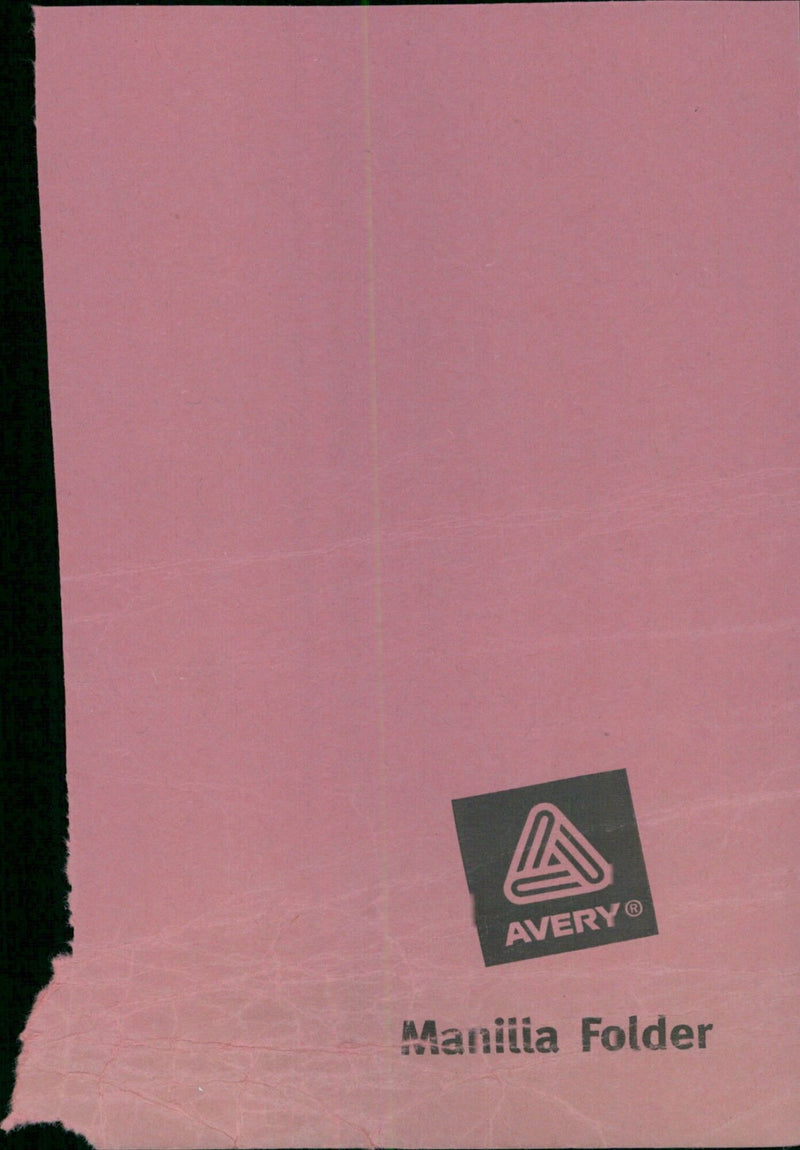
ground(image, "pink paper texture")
xmin=14 ymin=3 xmax=799 ymax=1146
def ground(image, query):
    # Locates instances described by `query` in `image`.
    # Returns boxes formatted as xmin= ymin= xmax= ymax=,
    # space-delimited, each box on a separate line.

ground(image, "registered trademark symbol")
xmin=625 ymin=899 xmax=643 ymax=917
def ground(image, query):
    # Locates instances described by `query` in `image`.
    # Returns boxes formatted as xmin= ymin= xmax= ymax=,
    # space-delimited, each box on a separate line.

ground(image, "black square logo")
xmin=452 ymin=769 xmax=657 ymax=966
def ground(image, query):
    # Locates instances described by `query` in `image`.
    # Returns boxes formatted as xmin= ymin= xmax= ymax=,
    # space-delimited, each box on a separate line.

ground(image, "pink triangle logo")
xmin=503 ymin=802 xmax=613 ymax=905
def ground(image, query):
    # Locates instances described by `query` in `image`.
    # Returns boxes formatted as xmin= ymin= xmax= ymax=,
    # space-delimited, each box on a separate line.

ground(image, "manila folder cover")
xmin=11 ymin=3 xmax=800 ymax=1148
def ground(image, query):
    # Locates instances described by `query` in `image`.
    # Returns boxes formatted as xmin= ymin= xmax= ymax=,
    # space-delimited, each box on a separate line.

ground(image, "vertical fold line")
xmin=360 ymin=2 xmax=392 ymax=1098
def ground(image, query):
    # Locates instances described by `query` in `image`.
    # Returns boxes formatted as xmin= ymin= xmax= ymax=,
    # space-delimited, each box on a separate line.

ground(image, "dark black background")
xmin=0 ymin=2 xmax=76 ymax=1145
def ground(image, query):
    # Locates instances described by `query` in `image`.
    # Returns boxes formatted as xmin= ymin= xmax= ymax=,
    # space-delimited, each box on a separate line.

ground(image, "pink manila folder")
xmin=13 ymin=3 xmax=799 ymax=1147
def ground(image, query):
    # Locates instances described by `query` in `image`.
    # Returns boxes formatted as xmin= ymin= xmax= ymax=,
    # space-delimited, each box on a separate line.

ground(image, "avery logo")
xmin=506 ymin=902 xmax=620 ymax=945
xmin=503 ymin=802 xmax=613 ymax=905
xmin=452 ymin=769 xmax=657 ymax=966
